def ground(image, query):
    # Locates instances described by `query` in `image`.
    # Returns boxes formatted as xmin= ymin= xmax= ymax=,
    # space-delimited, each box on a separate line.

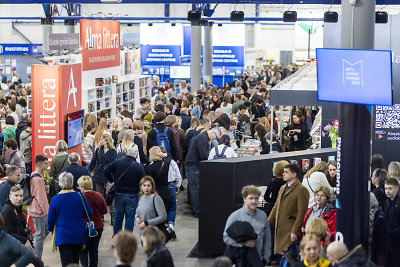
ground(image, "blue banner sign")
xmin=141 ymin=45 xmax=181 ymax=66
xmin=0 ymin=44 xmax=42 ymax=55
xmin=212 ymin=46 xmax=244 ymax=67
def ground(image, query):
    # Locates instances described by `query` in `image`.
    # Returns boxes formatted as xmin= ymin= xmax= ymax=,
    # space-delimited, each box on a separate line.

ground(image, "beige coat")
xmin=268 ymin=179 xmax=309 ymax=255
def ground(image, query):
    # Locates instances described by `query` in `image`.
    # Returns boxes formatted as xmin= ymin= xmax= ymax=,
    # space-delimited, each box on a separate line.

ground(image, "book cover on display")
xmin=302 ymin=159 xmax=310 ymax=172
xmin=313 ymin=158 xmax=322 ymax=166
xmin=328 ymin=156 xmax=335 ymax=162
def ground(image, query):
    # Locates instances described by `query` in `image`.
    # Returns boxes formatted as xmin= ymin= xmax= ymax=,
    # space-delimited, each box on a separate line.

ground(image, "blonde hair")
xmin=241 ymin=185 xmax=261 ymax=198
xmin=139 ymin=176 xmax=157 ymax=195
xmin=259 ymin=117 xmax=271 ymax=132
xmin=142 ymin=226 xmax=165 ymax=253
xmin=175 ymin=116 xmax=182 ymax=127
xmin=113 ymin=117 xmax=123 ymax=131
xmin=95 ymin=119 xmax=108 ymax=146
xmin=55 ymin=140 xmax=68 ymax=152
xmin=133 ymin=120 xmax=144 ymax=130
xmin=77 ymin=175 xmax=93 ymax=190
xmin=304 ymin=161 xmax=329 ymax=178
xmin=305 ymin=218 xmax=328 ymax=239
xmin=149 ymin=146 xmax=162 ymax=162
xmin=273 ymin=160 xmax=289 ymax=177
xmin=388 ymin=161 xmax=400 ymax=180
xmin=101 ymin=133 xmax=115 ymax=150
xmin=300 ymin=234 xmax=320 ymax=254
xmin=121 ymin=130 xmax=135 ymax=150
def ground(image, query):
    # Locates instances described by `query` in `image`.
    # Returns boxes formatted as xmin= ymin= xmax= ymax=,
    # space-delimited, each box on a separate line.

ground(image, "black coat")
xmin=384 ymin=194 xmax=400 ymax=266
xmin=372 ymin=185 xmax=386 ymax=211
xmin=134 ymin=135 xmax=147 ymax=164
xmin=224 ymin=221 xmax=263 ymax=267
xmin=61 ymin=163 xmax=91 ymax=191
xmin=145 ymin=158 xmax=171 ymax=210
xmin=179 ymin=114 xmax=191 ymax=132
xmin=1 ymin=202 xmax=28 ymax=244
xmin=264 ymin=177 xmax=286 ymax=216
xmin=335 ymin=244 xmax=374 ymax=267
xmin=371 ymin=209 xmax=387 ymax=266
xmin=15 ymin=121 xmax=26 ymax=149
xmin=147 ymin=245 xmax=174 ymax=267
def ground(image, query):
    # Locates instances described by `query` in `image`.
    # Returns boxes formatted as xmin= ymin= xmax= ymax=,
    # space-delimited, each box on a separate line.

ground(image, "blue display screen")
xmin=317 ymin=48 xmax=393 ymax=105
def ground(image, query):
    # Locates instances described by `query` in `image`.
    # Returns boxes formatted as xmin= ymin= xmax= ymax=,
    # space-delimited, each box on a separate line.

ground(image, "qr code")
xmin=375 ymin=105 xmax=400 ymax=129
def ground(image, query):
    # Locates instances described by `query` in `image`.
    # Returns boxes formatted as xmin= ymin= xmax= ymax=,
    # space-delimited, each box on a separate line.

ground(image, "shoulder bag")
xmin=152 ymin=195 xmax=174 ymax=243
xmin=105 ymin=159 xmax=137 ymax=206
xmin=78 ymin=192 xmax=98 ymax=238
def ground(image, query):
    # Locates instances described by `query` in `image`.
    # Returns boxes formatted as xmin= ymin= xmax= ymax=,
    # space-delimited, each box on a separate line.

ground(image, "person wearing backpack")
xmin=208 ymin=134 xmax=237 ymax=160
xmin=0 ymin=166 xmax=21 ymax=210
xmin=147 ymin=112 xmax=178 ymax=161
xmin=27 ymin=154 xmax=50 ymax=261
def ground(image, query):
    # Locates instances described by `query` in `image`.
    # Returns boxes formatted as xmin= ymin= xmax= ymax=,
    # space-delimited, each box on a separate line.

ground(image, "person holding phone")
xmin=288 ymin=111 xmax=308 ymax=151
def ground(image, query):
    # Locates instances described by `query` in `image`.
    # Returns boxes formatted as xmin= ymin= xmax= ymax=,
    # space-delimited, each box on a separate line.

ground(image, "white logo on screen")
xmin=67 ymin=68 xmax=77 ymax=109
xmin=0 ymin=46 xmax=3 ymax=54
xmin=342 ymin=59 xmax=363 ymax=87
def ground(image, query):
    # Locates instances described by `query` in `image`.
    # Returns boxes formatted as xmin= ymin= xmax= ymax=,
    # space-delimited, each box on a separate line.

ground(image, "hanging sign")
xmin=141 ymin=45 xmax=181 ymax=66
xmin=80 ymin=19 xmax=120 ymax=71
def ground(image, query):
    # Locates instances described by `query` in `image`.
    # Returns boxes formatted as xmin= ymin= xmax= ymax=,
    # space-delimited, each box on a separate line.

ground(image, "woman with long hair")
xmin=371 ymin=168 xmax=388 ymax=210
xmin=190 ymin=97 xmax=202 ymax=120
xmin=388 ymin=161 xmax=400 ymax=180
xmin=145 ymin=147 xmax=171 ymax=211
xmin=83 ymin=122 xmax=96 ymax=166
xmin=209 ymin=93 xmax=221 ymax=111
xmin=111 ymin=117 xmax=123 ymax=147
xmin=135 ymin=176 xmax=167 ymax=235
xmin=288 ymin=111 xmax=308 ymax=151
xmin=370 ymin=154 xmax=386 ymax=175
xmin=141 ymin=226 xmax=174 ymax=267
xmin=221 ymin=95 xmax=232 ymax=116
xmin=116 ymin=130 xmax=140 ymax=163
xmin=88 ymin=134 xmax=117 ymax=198
xmin=302 ymin=162 xmax=333 ymax=208
xmin=94 ymin=119 xmax=109 ymax=149
xmin=327 ymin=161 xmax=337 ymax=187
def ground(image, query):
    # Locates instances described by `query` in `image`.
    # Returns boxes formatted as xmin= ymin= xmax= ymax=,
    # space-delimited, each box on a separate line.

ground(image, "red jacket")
xmin=303 ymin=203 xmax=336 ymax=246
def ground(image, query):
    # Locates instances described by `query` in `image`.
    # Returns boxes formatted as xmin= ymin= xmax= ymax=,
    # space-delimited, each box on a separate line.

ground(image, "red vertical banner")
xmin=31 ymin=65 xmax=62 ymax=164
xmin=80 ymin=19 xmax=120 ymax=71
xmin=32 ymin=64 xmax=83 ymax=165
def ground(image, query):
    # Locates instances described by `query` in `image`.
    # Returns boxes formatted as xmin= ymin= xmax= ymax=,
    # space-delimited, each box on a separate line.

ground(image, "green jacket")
xmin=3 ymin=126 xmax=16 ymax=151
xmin=49 ymin=153 xmax=70 ymax=181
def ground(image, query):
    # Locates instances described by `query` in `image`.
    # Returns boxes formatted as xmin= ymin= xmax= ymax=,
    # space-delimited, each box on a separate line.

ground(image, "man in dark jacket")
xmin=185 ymin=127 xmax=221 ymax=217
xmin=15 ymin=113 xmax=27 ymax=149
xmin=179 ymin=107 xmax=191 ymax=131
xmin=61 ymin=152 xmax=91 ymax=191
xmin=104 ymin=146 xmax=145 ymax=234
xmin=384 ymin=177 xmax=400 ymax=266
xmin=147 ymin=112 xmax=178 ymax=161
xmin=0 ymin=166 xmax=21 ymax=210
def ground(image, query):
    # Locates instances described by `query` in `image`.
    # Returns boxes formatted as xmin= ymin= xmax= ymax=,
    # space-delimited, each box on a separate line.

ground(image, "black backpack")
xmin=18 ymin=173 xmax=41 ymax=205
xmin=214 ymin=145 xmax=228 ymax=159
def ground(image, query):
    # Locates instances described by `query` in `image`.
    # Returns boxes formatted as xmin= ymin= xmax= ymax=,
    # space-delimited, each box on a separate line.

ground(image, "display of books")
xmin=104 ymin=77 xmax=111 ymax=85
xmin=116 ymin=84 xmax=122 ymax=94
xmin=105 ymin=87 xmax=112 ymax=96
xmin=313 ymin=158 xmax=322 ymax=166
xmin=302 ymin=159 xmax=310 ymax=173
xmin=88 ymin=102 xmax=95 ymax=113
xmin=95 ymin=78 xmax=104 ymax=86
xmin=88 ymin=90 xmax=95 ymax=101
xmin=112 ymin=75 xmax=118 ymax=83
xmin=105 ymin=98 xmax=110 ymax=108
xmin=96 ymin=89 xmax=104 ymax=99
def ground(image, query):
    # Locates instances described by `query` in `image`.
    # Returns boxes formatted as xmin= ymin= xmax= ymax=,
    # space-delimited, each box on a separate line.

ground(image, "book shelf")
xmin=83 ymin=74 xmax=151 ymax=120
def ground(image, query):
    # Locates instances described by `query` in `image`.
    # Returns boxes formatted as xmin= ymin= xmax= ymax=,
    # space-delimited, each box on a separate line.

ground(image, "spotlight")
xmin=376 ymin=11 xmax=388 ymax=24
xmin=148 ymin=23 xmax=153 ymax=26
xmin=230 ymin=11 xmax=244 ymax=22
xmin=127 ymin=23 xmax=133 ymax=27
xmin=283 ymin=10 xmax=297 ymax=22
xmin=171 ymin=22 xmax=176 ymax=26
xmin=324 ymin=11 xmax=338 ymax=23
xmin=187 ymin=10 xmax=201 ymax=21
xmin=218 ymin=23 xmax=223 ymax=27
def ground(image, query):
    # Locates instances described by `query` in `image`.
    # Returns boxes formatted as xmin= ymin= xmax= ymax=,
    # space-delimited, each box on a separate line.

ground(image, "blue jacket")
xmin=48 ymin=192 xmax=93 ymax=246
xmin=62 ymin=163 xmax=91 ymax=191
xmin=191 ymin=105 xmax=201 ymax=120
xmin=104 ymin=156 xmax=145 ymax=195
xmin=88 ymin=147 xmax=118 ymax=183
xmin=180 ymin=114 xmax=192 ymax=131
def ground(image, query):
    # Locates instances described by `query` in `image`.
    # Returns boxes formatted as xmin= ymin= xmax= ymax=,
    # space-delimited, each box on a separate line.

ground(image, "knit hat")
xmin=143 ymin=113 xmax=152 ymax=123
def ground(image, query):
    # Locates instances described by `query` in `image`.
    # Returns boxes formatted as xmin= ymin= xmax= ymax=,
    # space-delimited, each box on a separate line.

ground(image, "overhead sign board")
xmin=80 ymin=19 xmax=120 ymax=71
xmin=141 ymin=45 xmax=181 ymax=66
xmin=48 ymin=33 xmax=80 ymax=51
xmin=0 ymin=44 xmax=42 ymax=55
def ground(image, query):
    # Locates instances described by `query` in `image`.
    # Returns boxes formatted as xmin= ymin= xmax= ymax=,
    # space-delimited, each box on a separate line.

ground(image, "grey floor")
xmin=41 ymin=182 xmax=215 ymax=267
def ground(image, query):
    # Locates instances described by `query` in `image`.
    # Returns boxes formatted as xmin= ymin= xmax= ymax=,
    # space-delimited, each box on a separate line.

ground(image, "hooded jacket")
xmin=19 ymin=129 xmax=32 ymax=163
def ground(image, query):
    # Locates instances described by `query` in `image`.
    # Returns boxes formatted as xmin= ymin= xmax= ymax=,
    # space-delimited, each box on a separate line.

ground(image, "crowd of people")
xmin=0 ymin=64 xmax=393 ymax=267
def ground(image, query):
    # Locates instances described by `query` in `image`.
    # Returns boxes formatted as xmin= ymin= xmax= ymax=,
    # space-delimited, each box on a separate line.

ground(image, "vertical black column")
xmin=336 ymin=0 xmax=375 ymax=250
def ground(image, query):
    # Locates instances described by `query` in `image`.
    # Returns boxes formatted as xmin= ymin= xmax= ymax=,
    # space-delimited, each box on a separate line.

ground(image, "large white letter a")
xmin=67 ymin=68 xmax=77 ymax=109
